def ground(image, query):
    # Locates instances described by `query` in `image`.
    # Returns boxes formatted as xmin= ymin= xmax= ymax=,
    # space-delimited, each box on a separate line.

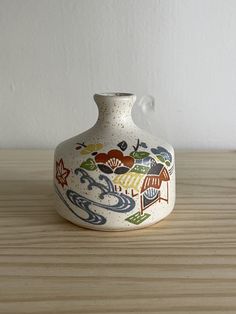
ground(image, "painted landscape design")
xmin=55 ymin=139 xmax=174 ymax=226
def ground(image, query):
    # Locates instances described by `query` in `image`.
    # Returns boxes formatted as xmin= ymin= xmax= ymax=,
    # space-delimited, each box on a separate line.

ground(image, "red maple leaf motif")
xmin=56 ymin=159 xmax=70 ymax=188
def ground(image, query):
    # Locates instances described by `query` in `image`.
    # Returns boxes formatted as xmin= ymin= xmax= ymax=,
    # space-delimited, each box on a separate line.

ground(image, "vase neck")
xmin=93 ymin=93 xmax=136 ymax=129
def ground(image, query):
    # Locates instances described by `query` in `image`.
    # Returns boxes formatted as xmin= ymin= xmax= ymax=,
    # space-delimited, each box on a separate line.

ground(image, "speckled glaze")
xmin=54 ymin=93 xmax=175 ymax=231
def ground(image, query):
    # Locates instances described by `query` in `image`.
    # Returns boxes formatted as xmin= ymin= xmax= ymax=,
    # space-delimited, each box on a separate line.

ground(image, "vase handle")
xmin=136 ymin=95 xmax=156 ymax=130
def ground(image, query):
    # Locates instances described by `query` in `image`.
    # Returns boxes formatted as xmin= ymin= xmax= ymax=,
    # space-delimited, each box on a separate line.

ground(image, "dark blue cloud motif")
xmin=55 ymin=168 xmax=135 ymax=225
xmin=151 ymin=146 xmax=172 ymax=165
xmin=140 ymin=142 xmax=148 ymax=148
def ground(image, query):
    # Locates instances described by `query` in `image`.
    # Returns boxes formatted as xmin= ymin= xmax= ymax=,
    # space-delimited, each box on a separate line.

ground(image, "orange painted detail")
xmin=140 ymin=166 xmax=169 ymax=193
xmin=95 ymin=149 xmax=134 ymax=168
xmin=56 ymin=159 xmax=70 ymax=188
xmin=95 ymin=149 xmax=134 ymax=174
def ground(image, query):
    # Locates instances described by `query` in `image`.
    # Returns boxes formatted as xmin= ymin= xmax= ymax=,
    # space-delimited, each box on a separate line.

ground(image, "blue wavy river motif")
xmin=55 ymin=168 xmax=135 ymax=225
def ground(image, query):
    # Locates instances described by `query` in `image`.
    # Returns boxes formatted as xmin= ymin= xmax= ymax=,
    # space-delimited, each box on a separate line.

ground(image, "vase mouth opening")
xmin=95 ymin=92 xmax=134 ymax=97
xmin=94 ymin=92 xmax=136 ymax=104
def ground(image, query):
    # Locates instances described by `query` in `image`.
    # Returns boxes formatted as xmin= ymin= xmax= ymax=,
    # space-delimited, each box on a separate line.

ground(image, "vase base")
xmin=55 ymin=206 xmax=174 ymax=232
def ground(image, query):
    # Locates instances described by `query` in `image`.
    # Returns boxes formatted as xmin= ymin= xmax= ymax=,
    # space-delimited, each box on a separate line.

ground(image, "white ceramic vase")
xmin=54 ymin=93 xmax=175 ymax=231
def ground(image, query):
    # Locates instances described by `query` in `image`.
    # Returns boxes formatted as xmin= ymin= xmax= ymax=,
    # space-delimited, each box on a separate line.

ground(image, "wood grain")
xmin=0 ymin=149 xmax=236 ymax=314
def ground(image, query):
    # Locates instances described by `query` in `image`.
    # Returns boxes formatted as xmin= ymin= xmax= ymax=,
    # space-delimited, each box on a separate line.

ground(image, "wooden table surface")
xmin=0 ymin=150 xmax=236 ymax=314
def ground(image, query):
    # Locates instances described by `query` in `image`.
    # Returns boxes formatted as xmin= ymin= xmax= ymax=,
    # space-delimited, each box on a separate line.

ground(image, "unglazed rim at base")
xmin=55 ymin=206 xmax=174 ymax=232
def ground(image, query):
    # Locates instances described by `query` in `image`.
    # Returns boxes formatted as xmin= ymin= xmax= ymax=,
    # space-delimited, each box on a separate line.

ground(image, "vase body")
xmin=54 ymin=93 xmax=175 ymax=231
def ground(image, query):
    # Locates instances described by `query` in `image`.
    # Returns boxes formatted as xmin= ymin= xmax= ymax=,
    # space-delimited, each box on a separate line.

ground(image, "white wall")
xmin=1 ymin=0 xmax=236 ymax=149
